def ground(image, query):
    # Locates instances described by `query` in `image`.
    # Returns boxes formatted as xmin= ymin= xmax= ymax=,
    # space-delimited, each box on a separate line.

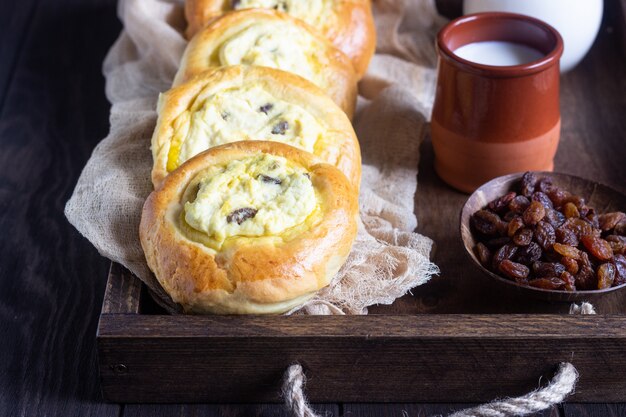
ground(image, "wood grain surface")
xmin=343 ymin=404 xmax=561 ymax=417
xmin=0 ymin=0 xmax=624 ymax=416
xmin=0 ymin=0 xmax=121 ymax=415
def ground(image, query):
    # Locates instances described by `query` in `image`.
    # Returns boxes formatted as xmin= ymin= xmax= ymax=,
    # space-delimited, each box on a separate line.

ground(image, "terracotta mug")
xmin=431 ymin=12 xmax=564 ymax=193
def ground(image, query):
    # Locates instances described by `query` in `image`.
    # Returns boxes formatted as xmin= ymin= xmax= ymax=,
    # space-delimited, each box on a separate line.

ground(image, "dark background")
xmin=0 ymin=0 xmax=624 ymax=416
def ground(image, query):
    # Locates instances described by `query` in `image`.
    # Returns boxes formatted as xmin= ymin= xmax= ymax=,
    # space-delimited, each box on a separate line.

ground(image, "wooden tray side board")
xmin=97 ymin=264 xmax=626 ymax=403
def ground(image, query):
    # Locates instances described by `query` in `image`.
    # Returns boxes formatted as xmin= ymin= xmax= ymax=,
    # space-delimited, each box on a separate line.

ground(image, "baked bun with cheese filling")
xmin=140 ymin=141 xmax=359 ymax=314
xmin=152 ymin=65 xmax=361 ymax=189
xmin=184 ymin=0 xmax=376 ymax=78
xmin=174 ymin=9 xmax=357 ymax=117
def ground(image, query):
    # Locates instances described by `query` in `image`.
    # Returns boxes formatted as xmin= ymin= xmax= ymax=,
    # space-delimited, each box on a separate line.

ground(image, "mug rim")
xmin=437 ymin=12 xmax=564 ymax=77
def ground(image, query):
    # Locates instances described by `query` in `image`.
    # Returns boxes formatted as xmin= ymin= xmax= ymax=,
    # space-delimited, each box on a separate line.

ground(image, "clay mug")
xmin=431 ymin=12 xmax=564 ymax=193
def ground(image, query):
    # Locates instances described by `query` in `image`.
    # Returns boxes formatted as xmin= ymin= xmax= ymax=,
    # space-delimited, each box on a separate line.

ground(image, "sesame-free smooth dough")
xmin=174 ymin=9 xmax=357 ymax=117
xmin=140 ymin=141 xmax=359 ymax=314
xmin=184 ymin=0 xmax=376 ymax=77
xmin=151 ymin=66 xmax=361 ymax=190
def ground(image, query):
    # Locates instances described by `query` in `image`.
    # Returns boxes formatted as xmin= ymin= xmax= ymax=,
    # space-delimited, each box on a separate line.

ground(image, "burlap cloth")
xmin=65 ymin=0 xmax=445 ymax=314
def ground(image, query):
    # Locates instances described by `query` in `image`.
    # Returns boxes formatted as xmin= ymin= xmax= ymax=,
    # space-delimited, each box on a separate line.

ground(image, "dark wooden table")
xmin=0 ymin=0 xmax=624 ymax=416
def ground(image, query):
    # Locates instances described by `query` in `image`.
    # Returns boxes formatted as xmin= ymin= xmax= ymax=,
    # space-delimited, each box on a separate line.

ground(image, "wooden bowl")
xmin=460 ymin=171 xmax=626 ymax=302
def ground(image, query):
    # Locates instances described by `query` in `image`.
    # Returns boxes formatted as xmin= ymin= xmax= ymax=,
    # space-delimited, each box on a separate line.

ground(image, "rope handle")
xmin=281 ymin=302 xmax=594 ymax=417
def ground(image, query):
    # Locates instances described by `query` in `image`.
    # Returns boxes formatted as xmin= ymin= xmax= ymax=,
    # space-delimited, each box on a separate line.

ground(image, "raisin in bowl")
xmin=460 ymin=171 xmax=626 ymax=301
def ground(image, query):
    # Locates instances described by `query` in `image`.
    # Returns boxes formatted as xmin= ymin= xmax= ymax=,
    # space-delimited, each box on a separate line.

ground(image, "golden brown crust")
xmin=184 ymin=0 xmax=376 ymax=78
xmin=140 ymin=141 xmax=359 ymax=314
xmin=151 ymin=65 xmax=361 ymax=190
xmin=174 ymin=9 xmax=357 ymax=117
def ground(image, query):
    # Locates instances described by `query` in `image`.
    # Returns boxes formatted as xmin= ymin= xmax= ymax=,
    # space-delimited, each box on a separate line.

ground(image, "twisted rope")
xmin=282 ymin=363 xmax=577 ymax=417
xmin=281 ymin=303 xmax=595 ymax=417
xmin=569 ymin=301 xmax=596 ymax=315
xmin=448 ymin=362 xmax=578 ymax=417
xmin=282 ymin=364 xmax=320 ymax=417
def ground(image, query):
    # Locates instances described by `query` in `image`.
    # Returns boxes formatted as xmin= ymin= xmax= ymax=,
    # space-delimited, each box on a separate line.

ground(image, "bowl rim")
xmin=460 ymin=171 xmax=626 ymax=296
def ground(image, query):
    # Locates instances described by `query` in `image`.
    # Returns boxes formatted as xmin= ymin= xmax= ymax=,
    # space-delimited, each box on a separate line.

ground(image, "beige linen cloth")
xmin=65 ymin=0 xmax=445 ymax=314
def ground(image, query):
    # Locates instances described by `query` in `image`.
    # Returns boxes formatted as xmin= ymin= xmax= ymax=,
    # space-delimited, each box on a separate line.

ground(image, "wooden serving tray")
xmin=97 ymin=0 xmax=626 ymax=404
xmin=98 ymin=264 xmax=626 ymax=403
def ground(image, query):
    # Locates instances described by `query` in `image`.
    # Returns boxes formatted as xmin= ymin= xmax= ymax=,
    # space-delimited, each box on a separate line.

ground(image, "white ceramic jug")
xmin=463 ymin=0 xmax=603 ymax=72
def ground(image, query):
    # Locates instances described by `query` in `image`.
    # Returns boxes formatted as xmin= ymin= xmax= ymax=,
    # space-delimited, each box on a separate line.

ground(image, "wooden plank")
xmin=102 ymin=263 xmax=142 ymax=314
xmin=124 ymin=403 xmax=339 ymax=417
xmin=563 ymin=403 xmax=626 ymax=416
xmin=98 ymin=313 xmax=626 ymax=338
xmin=0 ymin=0 xmax=121 ymax=415
xmin=0 ymin=0 xmax=38 ymax=112
xmin=98 ymin=313 xmax=626 ymax=403
xmin=344 ymin=404 xmax=561 ymax=417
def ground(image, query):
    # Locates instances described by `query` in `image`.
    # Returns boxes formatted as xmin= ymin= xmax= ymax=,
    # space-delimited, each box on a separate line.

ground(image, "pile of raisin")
xmin=471 ymin=172 xmax=626 ymax=291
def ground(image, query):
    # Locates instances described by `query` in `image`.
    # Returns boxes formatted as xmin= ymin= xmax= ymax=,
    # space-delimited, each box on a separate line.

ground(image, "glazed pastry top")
xmin=183 ymin=153 xmax=317 ymax=244
xmin=168 ymin=85 xmax=325 ymax=172
xmin=218 ymin=20 xmax=322 ymax=83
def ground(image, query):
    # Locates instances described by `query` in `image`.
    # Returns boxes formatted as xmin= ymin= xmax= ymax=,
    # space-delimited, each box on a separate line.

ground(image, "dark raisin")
xmin=221 ymin=111 xmax=230 ymax=121
xmin=556 ymin=226 xmax=579 ymax=246
xmin=528 ymin=277 xmax=565 ymax=290
xmin=575 ymin=265 xmax=596 ymax=290
xmin=303 ymin=173 xmax=311 ymax=180
xmin=274 ymin=1 xmax=289 ymax=11
xmin=561 ymin=256 xmax=579 ymax=275
xmin=544 ymin=208 xmax=566 ymax=228
xmin=561 ymin=271 xmax=576 ymax=291
xmin=507 ymin=217 xmax=525 ymax=237
xmin=523 ymin=201 xmax=545 ymax=226
xmin=534 ymin=221 xmax=556 ymax=251
xmin=226 ymin=207 xmax=258 ymax=225
xmin=599 ymin=212 xmax=626 ymax=231
xmin=503 ymin=211 xmax=518 ymax=222
xmin=492 ymin=244 xmax=518 ymax=270
xmin=597 ymin=263 xmax=616 ymax=289
xmin=532 ymin=191 xmax=553 ymax=210
xmin=258 ymin=174 xmax=282 ymax=185
xmin=581 ymin=235 xmax=613 ymax=261
xmin=514 ymin=242 xmax=542 ymax=265
xmin=513 ymin=228 xmax=533 ymax=246
xmin=579 ymin=205 xmax=590 ymax=218
xmin=553 ymin=243 xmax=580 ymax=259
xmin=584 ymin=208 xmax=600 ymax=228
xmin=578 ymin=251 xmax=593 ymax=269
xmin=231 ymin=0 xmax=241 ymax=8
xmin=563 ymin=202 xmax=580 ymax=218
xmin=258 ymin=103 xmax=274 ymax=114
xmin=471 ymin=210 xmax=501 ymax=236
xmin=499 ymin=259 xmax=530 ymax=281
xmin=520 ymin=172 xmax=537 ymax=197
xmin=606 ymin=235 xmax=626 ymax=255
xmin=488 ymin=192 xmax=516 ymax=213
xmin=533 ymin=261 xmax=565 ymax=278
xmin=475 ymin=242 xmax=491 ymax=267
xmin=271 ymin=120 xmax=289 ymax=135
xmin=537 ymin=177 xmax=554 ymax=193
xmin=615 ymin=220 xmax=626 ymax=236
xmin=508 ymin=195 xmax=531 ymax=214
xmin=613 ymin=255 xmax=626 ymax=286
xmin=547 ymin=188 xmax=570 ymax=208
xmin=543 ymin=250 xmax=563 ymax=263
